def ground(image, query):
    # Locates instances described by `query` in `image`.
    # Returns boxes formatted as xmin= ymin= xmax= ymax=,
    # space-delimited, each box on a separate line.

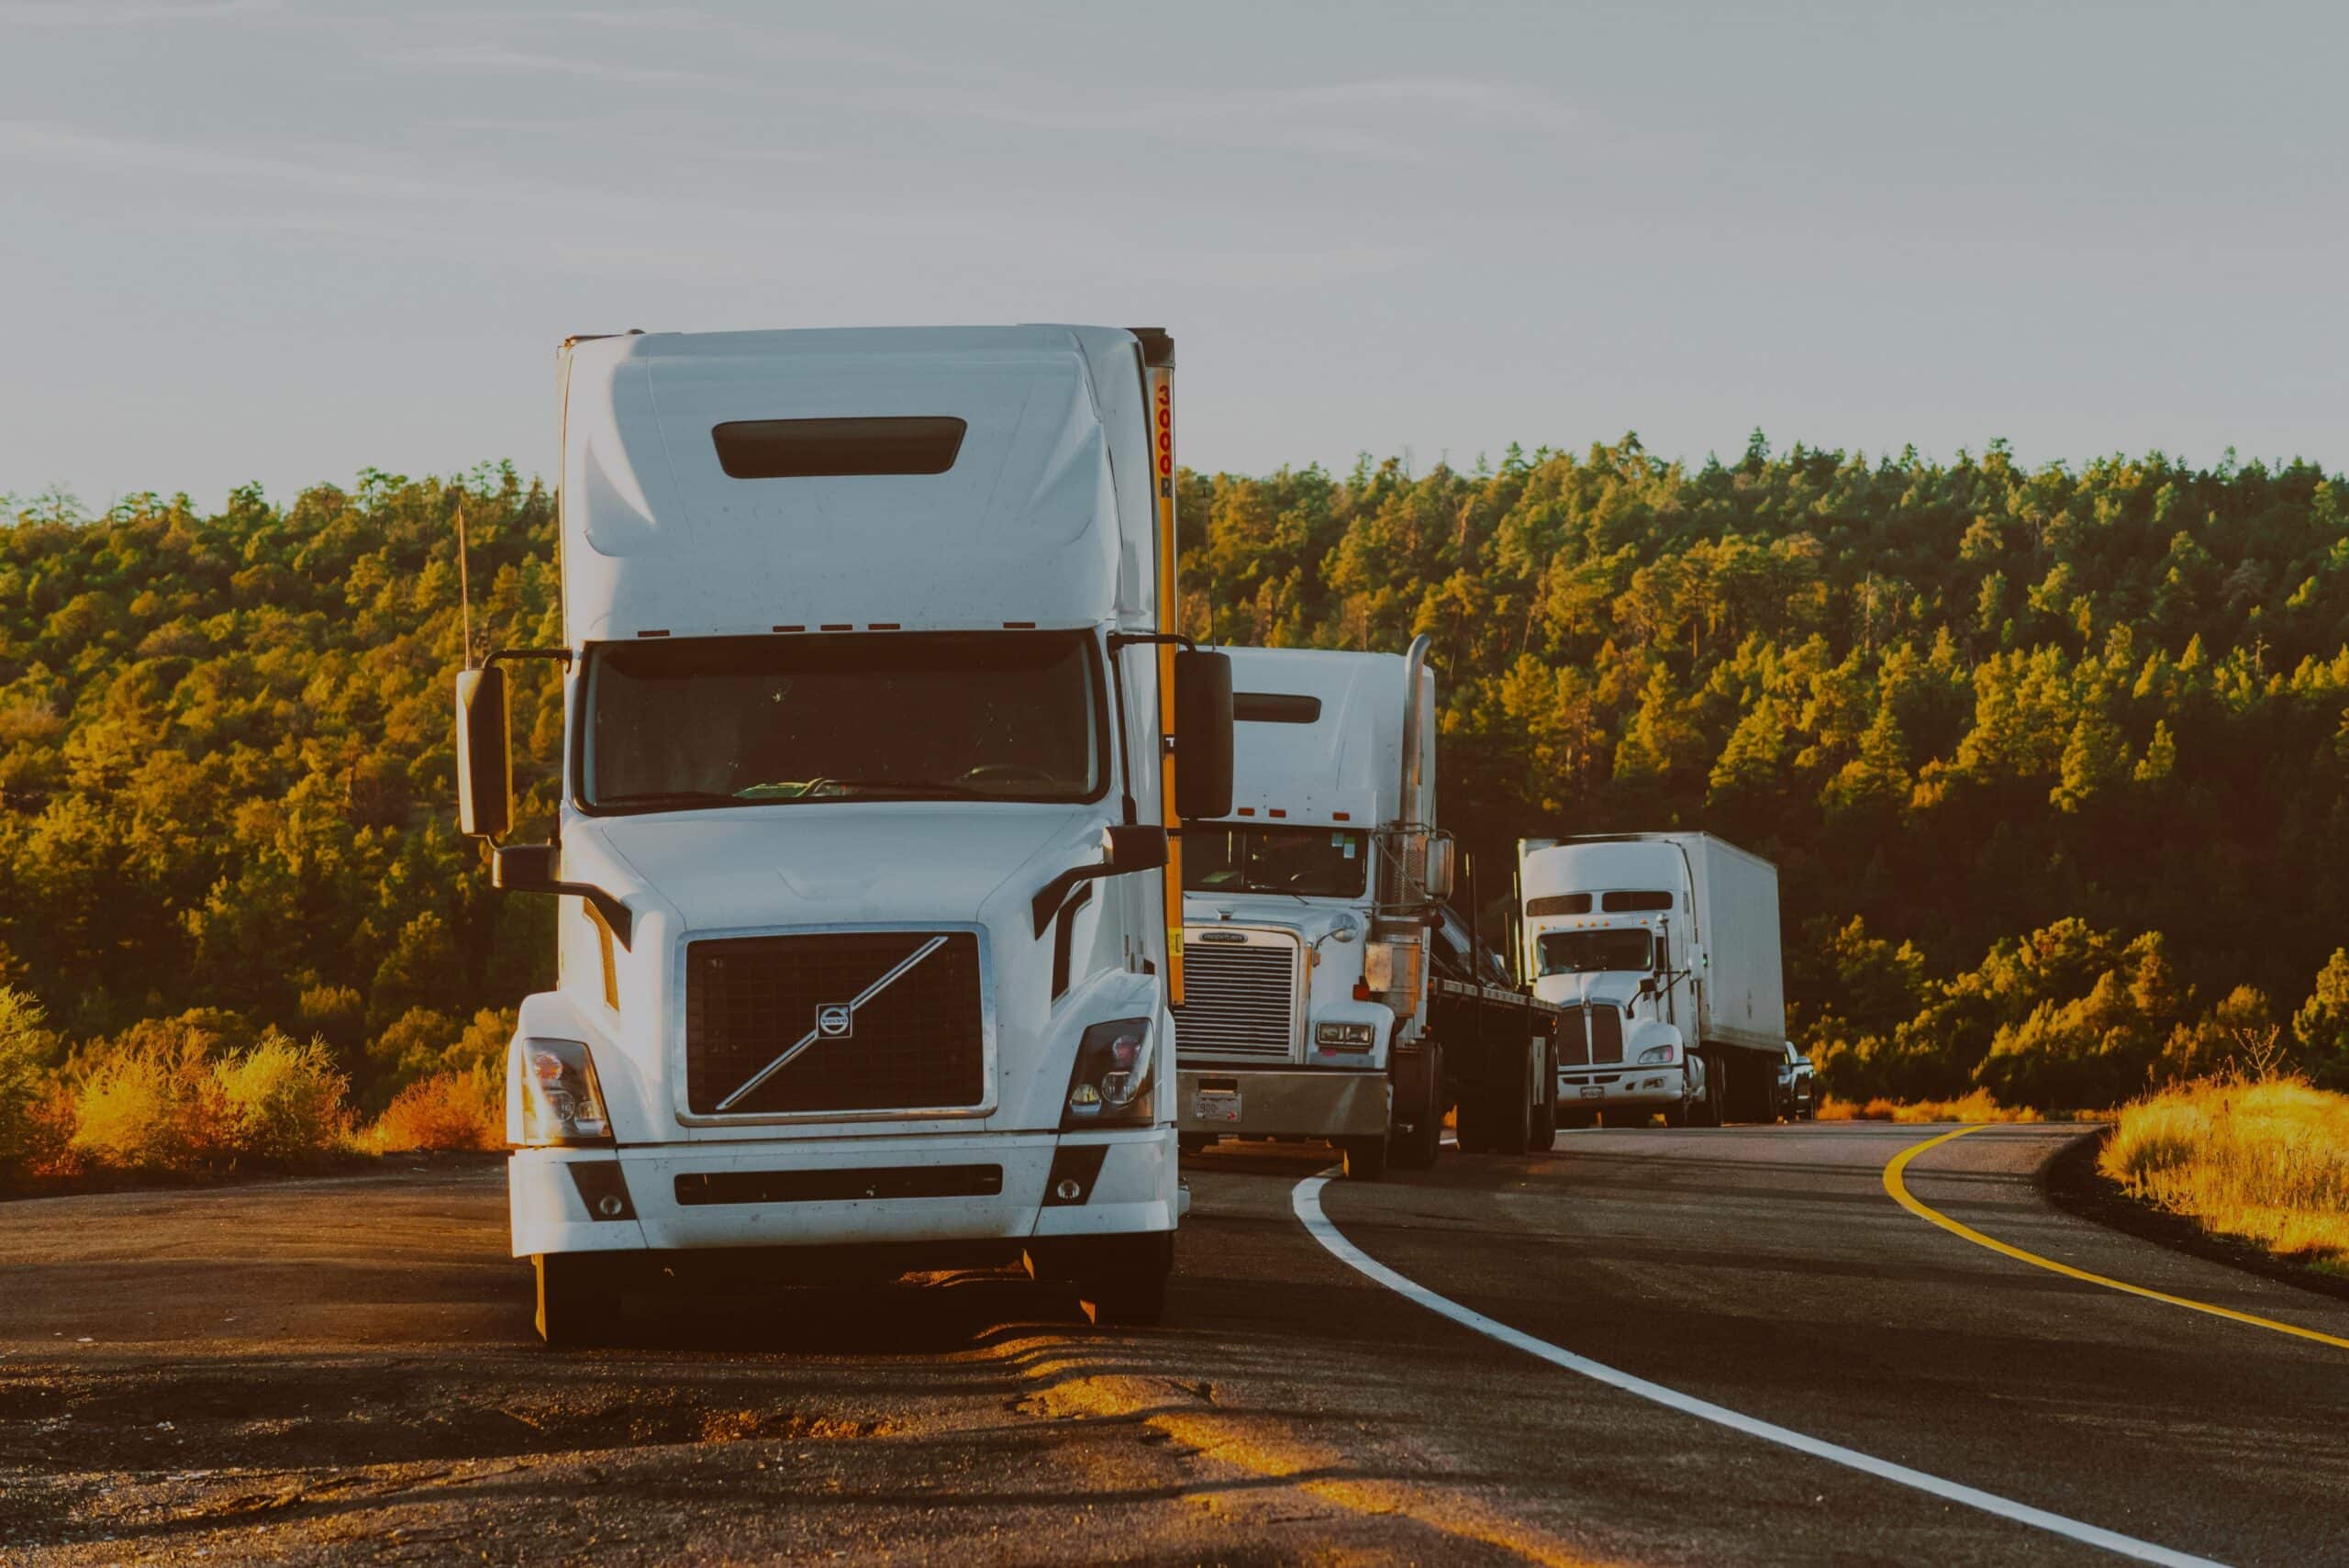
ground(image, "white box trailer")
xmin=452 ymin=325 xmax=1236 ymax=1341
xmin=1517 ymin=832 xmax=1787 ymax=1125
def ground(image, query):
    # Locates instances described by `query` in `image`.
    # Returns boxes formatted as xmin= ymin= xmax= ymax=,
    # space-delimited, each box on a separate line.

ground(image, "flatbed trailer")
xmin=1391 ymin=974 xmax=1569 ymax=1163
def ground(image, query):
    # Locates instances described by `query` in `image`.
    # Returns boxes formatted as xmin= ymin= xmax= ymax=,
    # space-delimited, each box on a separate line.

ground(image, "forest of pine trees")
xmin=2 ymin=435 xmax=2346 ymax=1129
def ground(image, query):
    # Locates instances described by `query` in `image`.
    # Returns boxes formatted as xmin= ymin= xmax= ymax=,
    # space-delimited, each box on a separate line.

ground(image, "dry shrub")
xmin=366 ymin=1063 xmax=503 ymax=1152
xmin=2101 ymin=1076 xmax=2349 ymax=1273
xmin=70 ymin=1035 xmax=231 ymax=1170
xmin=1816 ymin=1090 xmax=2045 ymax=1124
xmin=214 ymin=1032 xmax=353 ymax=1161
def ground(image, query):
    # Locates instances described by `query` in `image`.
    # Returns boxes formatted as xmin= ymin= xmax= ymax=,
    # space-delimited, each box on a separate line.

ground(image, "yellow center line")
xmin=1884 ymin=1125 xmax=2349 ymax=1352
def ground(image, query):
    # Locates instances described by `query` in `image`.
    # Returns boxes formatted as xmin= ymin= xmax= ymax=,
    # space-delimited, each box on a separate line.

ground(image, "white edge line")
xmin=1289 ymin=1174 xmax=2224 ymax=1568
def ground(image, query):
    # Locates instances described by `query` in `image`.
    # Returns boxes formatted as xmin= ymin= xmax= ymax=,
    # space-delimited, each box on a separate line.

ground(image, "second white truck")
xmin=1517 ymin=832 xmax=1787 ymax=1126
xmin=1174 ymin=639 xmax=1562 ymax=1175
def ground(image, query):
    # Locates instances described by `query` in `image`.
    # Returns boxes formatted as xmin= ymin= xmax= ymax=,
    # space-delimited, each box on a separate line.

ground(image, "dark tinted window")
xmin=1233 ymin=692 xmax=1321 ymax=724
xmin=585 ymin=631 xmax=1101 ymax=809
xmin=712 ymin=417 xmax=967 ymax=478
xmin=1527 ymin=893 xmax=1591 ymax=917
xmin=1183 ymin=825 xmax=1366 ymax=898
xmin=1601 ymin=890 xmax=1674 ymax=912
xmin=1536 ymin=928 xmax=1654 ymax=975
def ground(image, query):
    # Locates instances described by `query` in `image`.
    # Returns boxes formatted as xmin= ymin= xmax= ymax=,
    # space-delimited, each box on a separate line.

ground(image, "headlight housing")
xmin=1638 ymin=1043 xmax=1676 ymax=1064
xmin=1314 ymin=1021 xmax=1376 ymax=1052
xmin=1062 ymin=1017 xmax=1154 ymax=1129
xmin=518 ymin=1038 xmax=613 ymax=1145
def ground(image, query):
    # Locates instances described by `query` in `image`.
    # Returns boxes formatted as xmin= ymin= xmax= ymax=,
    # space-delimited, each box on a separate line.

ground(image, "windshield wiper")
xmin=734 ymin=776 xmax=1004 ymax=801
xmin=599 ymin=790 xmax=741 ymax=809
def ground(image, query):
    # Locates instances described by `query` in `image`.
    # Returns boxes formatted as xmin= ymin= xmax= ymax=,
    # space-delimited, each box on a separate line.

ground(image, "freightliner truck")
xmin=1174 ymin=639 xmax=1563 ymax=1177
xmin=1517 ymin=832 xmax=1787 ymax=1127
xmin=454 ymin=325 xmax=1235 ymax=1342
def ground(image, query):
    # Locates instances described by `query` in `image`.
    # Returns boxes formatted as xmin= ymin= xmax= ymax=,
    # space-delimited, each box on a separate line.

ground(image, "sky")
xmin=4 ymin=0 xmax=2345 ymax=511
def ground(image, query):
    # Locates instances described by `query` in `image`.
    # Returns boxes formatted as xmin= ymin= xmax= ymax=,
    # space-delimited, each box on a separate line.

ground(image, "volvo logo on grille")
xmin=815 ymin=1004 xmax=853 ymax=1039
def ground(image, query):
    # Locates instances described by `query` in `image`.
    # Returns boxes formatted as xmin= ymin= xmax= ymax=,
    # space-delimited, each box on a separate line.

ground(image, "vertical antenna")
xmin=455 ymin=494 xmax=475 ymax=670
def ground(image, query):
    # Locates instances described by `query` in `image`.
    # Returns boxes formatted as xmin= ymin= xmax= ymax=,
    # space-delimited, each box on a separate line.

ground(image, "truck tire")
xmin=1528 ymin=1087 xmax=1557 ymax=1150
xmin=1693 ymin=1051 xmax=1725 ymax=1128
xmin=1069 ymin=1232 xmax=1173 ymax=1327
xmin=1339 ymin=1134 xmax=1389 ymax=1181
xmin=533 ymin=1253 xmax=623 ymax=1348
xmin=1527 ymin=1045 xmax=1556 ymax=1151
xmin=1389 ymin=1045 xmax=1444 ymax=1170
xmin=1478 ymin=1061 xmax=1535 ymax=1153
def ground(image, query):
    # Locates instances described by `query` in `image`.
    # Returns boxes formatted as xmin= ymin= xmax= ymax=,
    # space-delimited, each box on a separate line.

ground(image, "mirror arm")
xmin=1105 ymin=631 xmax=1198 ymax=653
xmin=492 ymin=846 xmax=632 ymax=949
xmin=484 ymin=647 xmax=573 ymax=672
xmin=1032 ymin=862 xmax=1115 ymax=940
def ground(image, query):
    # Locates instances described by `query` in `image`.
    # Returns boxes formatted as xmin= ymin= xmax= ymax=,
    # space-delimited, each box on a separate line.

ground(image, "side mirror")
xmin=1102 ymin=822 xmax=1169 ymax=873
xmin=455 ymin=666 xmax=512 ymax=840
xmin=1423 ymin=838 xmax=1455 ymax=902
xmin=492 ymin=842 xmax=556 ymax=892
xmin=1173 ymin=649 xmax=1234 ymax=821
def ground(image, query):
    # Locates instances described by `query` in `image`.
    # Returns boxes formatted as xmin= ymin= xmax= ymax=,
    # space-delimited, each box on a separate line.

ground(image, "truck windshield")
xmin=1184 ymin=826 xmax=1367 ymax=898
xmin=1536 ymin=928 xmax=1654 ymax=975
xmin=584 ymin=631 xmax=1104 ymax=810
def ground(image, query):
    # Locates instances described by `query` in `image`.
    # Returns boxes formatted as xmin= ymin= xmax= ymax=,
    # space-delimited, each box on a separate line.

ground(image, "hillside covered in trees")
xmin=1 ymin=436 xmax=2346 ymax=1152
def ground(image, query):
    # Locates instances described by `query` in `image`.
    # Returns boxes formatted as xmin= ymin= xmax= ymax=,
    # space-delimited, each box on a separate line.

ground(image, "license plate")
xmin=1579 ymin=1085 xmax=1605 ymax=1098
xmin=1195 ymin=1089 xmax=1241 ymax=1123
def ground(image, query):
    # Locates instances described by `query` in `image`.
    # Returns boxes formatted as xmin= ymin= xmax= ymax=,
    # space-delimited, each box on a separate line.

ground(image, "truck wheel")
xmin=1691 ymin=1055 xmax=1723 ymax=1128
xmin=1339 ymin=1135 xmax=1389 ymax=1181
xmin=1528 ymin=1090 xmax=1557 ymax=1151
xmin=1073 ymin=1232 xmax=1173 ymax=1327
xmin=1390 ymin=1047 xmax=1444 ymax=1170
xmin=533 ymin=1253 xmax=623 ymax=1348
xmin=1498 ymin=1064 xmax=1536 ymax=1152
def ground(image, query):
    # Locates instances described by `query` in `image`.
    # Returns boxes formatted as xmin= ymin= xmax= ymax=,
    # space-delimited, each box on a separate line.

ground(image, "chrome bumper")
xmin=1175 ymin=1066 xmax=1390 ymax=1138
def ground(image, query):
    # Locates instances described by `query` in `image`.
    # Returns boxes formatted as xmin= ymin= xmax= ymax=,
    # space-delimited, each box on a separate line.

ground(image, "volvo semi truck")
xmin=1173 ymin=639 xmax=1561 ymax=1177
xmin=455 ymin=325 xmax=1234 ymax=1342
xmin=1517 ymin=833 xmax=1786 ymax=1126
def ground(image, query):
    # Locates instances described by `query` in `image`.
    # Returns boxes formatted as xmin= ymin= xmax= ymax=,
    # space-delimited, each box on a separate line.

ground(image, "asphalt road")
xmin=4 ymin=1124 xmax=2345 ymax=1566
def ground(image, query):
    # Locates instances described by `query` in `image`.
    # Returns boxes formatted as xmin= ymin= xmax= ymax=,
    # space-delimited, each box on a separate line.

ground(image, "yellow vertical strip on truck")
xmin=1149 ymin=364 xmax=1184 ymax=1006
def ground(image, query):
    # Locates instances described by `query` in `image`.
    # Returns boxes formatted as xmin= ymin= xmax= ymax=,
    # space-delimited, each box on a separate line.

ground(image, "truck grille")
xmin=1174 ymin=936 xmax=1298 ymax=1062
xmin=685 ymin=931 xmax=985 ymax=1116
xmin=1555 ymin=1005 xmax=1625 ymax=1067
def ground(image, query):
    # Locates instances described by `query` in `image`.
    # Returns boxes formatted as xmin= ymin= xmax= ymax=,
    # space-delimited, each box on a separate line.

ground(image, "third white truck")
xmin=1517 ymin=832 xmax=1786 ymax=1126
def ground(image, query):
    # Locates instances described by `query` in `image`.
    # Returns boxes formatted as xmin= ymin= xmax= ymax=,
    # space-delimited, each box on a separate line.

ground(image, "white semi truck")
xmin=1174 ymin=639 xmax=1563 ymax=1176
xmin=1517 ymin=833 xmax=1787 ymax=1127
xmin=454 ymin=325 xmax=1235 ymax=1342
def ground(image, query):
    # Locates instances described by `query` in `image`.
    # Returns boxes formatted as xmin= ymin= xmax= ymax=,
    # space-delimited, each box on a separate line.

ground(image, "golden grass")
xmin=2100 ymin=1077 xmax=2349 ymax=1275
xmin=1817 ymin=1088 xmax=2049 ymax=1124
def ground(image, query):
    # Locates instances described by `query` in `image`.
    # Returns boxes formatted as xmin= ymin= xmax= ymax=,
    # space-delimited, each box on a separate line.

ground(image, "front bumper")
xmin=1174 ymin=1066 xmax=1390 ymax=1138
xmin=1557 ymin=1066 xmax=1684 ymax=1110
xmin=510 ymin=1127 xmax=1175 ymax=1259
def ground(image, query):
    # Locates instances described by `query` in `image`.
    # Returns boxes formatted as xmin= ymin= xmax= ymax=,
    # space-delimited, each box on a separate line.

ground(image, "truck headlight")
xmin=1063 ymin=1018 xmax=1154 ymax=1128
xmin=1638 ymin=1043 xmax=1676 ymax=1064
xmin=518 ymin=1039 xmax=612 ymax=1145
xmin=1314 ymin=1021 xmax=1376 ymax=1051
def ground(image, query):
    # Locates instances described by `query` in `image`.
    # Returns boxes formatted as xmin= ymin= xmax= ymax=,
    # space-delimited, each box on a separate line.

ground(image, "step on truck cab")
xmin=453 ymin=326 xmax=1235 ymax=1342
xmin=1517 ymin=833 xmax=1787 ymax=1127
xmin=1173 ymin=639 xmax=1562 ymax=1177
